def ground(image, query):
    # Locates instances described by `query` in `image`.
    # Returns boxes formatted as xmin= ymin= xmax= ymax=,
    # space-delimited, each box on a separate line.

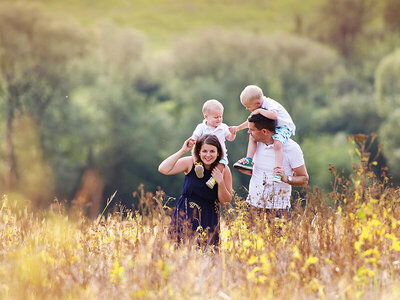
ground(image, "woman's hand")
xmin=211 ymin=167 xmax=224 ymax=185
xmin=181 ymin=137 xmax=196 ymax=153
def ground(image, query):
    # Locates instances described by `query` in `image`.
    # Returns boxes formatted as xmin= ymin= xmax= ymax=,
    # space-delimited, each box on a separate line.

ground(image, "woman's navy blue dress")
xmin=171 ymin=164 xmax=220 ymax=246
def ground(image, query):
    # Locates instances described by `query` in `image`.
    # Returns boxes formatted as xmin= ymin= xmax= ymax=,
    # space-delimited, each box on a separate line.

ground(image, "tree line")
xmin=1 ymin=2 xmax=399 ymax=212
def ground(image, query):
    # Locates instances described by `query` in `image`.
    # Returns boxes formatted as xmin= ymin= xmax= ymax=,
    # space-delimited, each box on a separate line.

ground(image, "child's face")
xmin=205 ymin=108 xmax=223 ymax=128
xmin=242 ymin=99 xmax=261 ymax=112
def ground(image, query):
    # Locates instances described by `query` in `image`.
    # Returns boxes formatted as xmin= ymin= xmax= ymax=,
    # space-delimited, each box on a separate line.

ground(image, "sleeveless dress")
xmin=170 ymin=164 xmax=220 ymax=246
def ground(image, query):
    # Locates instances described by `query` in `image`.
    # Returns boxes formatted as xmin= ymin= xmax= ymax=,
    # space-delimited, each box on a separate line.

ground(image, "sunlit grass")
xmin=1 ymin=136 xmax=400 ymax=299
xmin=25 ymin=0 xmax=322 ymax=48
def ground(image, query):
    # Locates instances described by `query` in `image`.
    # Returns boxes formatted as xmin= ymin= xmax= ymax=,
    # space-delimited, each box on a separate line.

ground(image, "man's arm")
xmin=237 ymin=167 xmax=252 ymax=176
xmin=275 ymin=165 xmax=309 ymax=187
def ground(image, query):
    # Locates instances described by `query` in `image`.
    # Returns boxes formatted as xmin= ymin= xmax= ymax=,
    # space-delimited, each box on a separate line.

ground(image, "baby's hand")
xmin=250 ymin=108 xmax=263 ymax=116
xmin=182 ymin=137 xmax=196 ymax=152
xmin=229 ymin=126 xmax=237 ymax=134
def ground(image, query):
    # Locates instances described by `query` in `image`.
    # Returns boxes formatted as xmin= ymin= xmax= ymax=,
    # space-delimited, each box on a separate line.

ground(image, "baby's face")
xmin=205 ymin=108 xmax=223 ymax=128
xmin=242 ymin=99 xmax=261 ymax=112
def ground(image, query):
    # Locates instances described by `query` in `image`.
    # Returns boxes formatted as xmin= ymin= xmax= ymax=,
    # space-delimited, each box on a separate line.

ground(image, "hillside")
xmin=21 ymin=0 xmax=321 ymax=48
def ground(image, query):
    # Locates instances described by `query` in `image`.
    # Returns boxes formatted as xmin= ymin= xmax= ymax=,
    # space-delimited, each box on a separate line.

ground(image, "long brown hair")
xmin=193 ymin=134 xmax=223 ymax=170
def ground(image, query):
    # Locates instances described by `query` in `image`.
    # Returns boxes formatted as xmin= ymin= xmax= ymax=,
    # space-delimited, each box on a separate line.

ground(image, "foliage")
xmin=301 ymin=133 xmax=354 ymax=190
xmin=0 ymin=1 xmax=400 ymax=209
xmin=316 ymin=92 xmax=383 ymax=135
xmin=1 ymin=163 xmax=400 ymax=298
xmin=312 ymin=0 xmax=376 ymax=58
xmin=375 ymin=48 xmax=400 ymax=117
xmin=0 ymin=2 xmax=90 ymax=205
xmin=382 ymin=0 xmax=400 ymax=32
xmin=379 ymin=109 xmax=400 ymax=178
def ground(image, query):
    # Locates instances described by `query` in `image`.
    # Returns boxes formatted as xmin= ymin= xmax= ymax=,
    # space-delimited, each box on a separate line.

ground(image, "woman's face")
xmin=199 ymin=143 xmax=219 ymax=166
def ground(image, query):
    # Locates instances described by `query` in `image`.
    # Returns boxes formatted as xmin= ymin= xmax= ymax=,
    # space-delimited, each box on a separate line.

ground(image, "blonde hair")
xmin=240 ymin=85 xmax=264 ymax=105
xmin=202 ymin=99 xmax=224 ymax=115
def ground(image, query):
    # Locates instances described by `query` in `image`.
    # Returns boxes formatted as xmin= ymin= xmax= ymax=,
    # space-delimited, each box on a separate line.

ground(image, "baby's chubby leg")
xmin=273 ymin=140 xmax=283 ymax=169
xmin=246 ymin=134 xmax=257 ymax=160
xmin=272 ymin=140 xmax=284 ymax=182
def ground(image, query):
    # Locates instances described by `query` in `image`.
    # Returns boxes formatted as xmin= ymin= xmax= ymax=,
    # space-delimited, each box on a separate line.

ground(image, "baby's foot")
xmin=272 ymin=174 xmax=282 ymax=182
xmin=206 ymin=177 xmax=216 ymax=189
xmin=233 ymin=157 xmax=253 ymax=171
xmin=194 ymin=162 xmax=204 ymax=178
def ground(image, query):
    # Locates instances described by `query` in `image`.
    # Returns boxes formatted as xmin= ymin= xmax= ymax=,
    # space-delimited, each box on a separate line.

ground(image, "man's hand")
xmin=235 ymin=158 xmax=253 ymax=175
xmin=274 ymin=166 xmax=287 ymax=182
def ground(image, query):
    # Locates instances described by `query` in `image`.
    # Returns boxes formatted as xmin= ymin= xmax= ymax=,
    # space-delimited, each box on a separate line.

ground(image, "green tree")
xmin=375 ymin=49 xmax=400 ymax=117
xmin=0 ymin=3 xmax=89 ymax=202
xmin=302 ymin=133 xmax=354 ymax=190
xmin=375 ymin=49 xmax=400 ymax=179
xmin=383 ymin=0 xmax=400 ymax=32
xmin=379 ymin=109 xmax=400 ymax=178
xmin=313 ymin=0 xmax=375 ymax=58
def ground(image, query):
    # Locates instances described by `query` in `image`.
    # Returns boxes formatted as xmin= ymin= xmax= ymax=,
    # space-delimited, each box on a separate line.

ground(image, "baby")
xmin=192 ymin=99 xmax=236 ymax=188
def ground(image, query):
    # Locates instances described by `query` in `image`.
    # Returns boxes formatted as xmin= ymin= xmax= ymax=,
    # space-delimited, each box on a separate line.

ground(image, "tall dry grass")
xmin=1 ymin=135 xmax=400 ymax=299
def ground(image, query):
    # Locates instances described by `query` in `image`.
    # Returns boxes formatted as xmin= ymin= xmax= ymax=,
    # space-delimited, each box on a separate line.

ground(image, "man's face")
xmin=247 ymin=121 xmax=263 ymax=142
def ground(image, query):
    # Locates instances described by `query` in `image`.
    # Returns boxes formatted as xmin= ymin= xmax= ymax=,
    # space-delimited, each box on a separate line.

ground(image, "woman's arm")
xmin=212 ymin=166 xmax=233 ymax=205
xmin=158 ymin=137 xmax=195 ymax=175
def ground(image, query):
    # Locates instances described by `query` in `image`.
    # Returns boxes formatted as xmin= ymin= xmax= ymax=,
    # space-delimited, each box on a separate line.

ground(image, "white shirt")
xmin=192 ymin=120 xmax=231 ymax=158
xmin=261 ymin=97 xmax=296 ymax=135
xmin=246 ymin=139 xmax=305 ymax=209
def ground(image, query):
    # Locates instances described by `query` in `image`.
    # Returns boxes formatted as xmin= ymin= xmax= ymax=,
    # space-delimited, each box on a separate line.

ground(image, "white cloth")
xmin=246 ymin=139 xmax=305 ymax=209
xmin=192 ymin=120 xmax=231 ymax=159
xmin=261 ymin=97 xmax=296 ymax=135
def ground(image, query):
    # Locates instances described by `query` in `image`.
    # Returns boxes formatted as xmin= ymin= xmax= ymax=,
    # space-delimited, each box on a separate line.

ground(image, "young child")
xmin=232 ymin=85 xmax=296 ymax=182
xmin=192 ymin=99 xmax=236 ymax=188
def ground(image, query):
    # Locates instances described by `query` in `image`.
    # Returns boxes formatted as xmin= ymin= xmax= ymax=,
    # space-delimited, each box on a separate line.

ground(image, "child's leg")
xmin=233 ymin=135 xmax=257 ymax=170
xmin=274 ymin=140 xmax=283 ymax=169
xmin=272 ymin=140 xmax=283 ymax=182
xmin=246 ymin=134 xmax=257 ymax=160
xmin=272 ymin=125 xmax=292 ymax=182
xmin=216 ymin=163 xmax=224 ymax=172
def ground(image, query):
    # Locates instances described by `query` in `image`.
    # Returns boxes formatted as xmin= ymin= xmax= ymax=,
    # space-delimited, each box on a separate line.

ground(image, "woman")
xmin=158 ymin=134 xmax=232 ymax=246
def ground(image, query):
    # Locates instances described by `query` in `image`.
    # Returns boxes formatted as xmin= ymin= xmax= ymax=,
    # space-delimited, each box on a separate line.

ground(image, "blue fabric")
xmin=171 ymin=165 xmax=220 ymax=246
xmin=273 ymin=125 xmax=292 ymax=144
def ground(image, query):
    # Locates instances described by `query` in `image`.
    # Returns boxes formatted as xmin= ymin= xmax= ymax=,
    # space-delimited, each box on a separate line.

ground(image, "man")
xmin=236 ymin=113 xmax=308 ymax=216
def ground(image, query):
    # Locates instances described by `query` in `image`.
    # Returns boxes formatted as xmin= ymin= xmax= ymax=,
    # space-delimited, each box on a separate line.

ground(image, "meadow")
xmin=27 ymin=0 xmax=321 ymax=48
xmin=1 ymin=135 xmax=400 ymax=299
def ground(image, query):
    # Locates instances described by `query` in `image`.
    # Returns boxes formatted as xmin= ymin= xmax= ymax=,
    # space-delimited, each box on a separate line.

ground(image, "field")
xmin=21 ymin=0 xmax=321 ymax=48
xmin=1 ymin=139 xmax=400 ymax=299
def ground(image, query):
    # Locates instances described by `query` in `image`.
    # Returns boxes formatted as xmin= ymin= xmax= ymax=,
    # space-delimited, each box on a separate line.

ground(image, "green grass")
xmin=14 ymin=0 xmax=322 ymax=48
